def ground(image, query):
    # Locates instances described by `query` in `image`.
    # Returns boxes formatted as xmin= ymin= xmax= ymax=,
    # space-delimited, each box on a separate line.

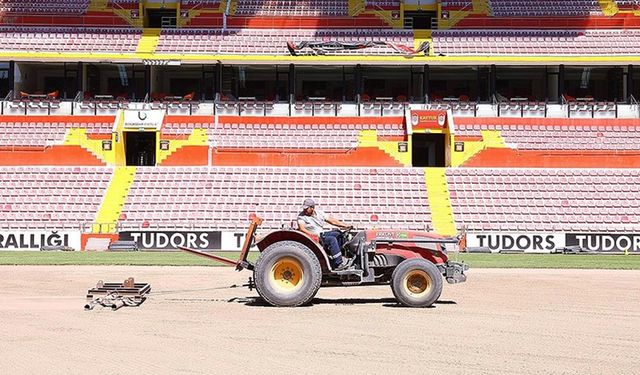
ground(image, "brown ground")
xmin=0 ymin=266 xmax=638 ymax=375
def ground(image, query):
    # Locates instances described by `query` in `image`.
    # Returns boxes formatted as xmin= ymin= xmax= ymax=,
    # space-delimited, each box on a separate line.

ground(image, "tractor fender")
xmin=255 ymin=230 xmax=332 ymax=273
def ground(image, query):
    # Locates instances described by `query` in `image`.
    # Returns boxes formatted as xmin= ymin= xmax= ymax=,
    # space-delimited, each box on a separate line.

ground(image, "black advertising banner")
xmin=565 ymin=233 xmax=640 ymax=252
xmin=119 ymin=231 xmax=222 ymax=250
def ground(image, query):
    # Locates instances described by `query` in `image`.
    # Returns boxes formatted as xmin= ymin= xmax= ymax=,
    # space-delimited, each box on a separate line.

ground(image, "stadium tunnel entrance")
xmin=411 ymin=133 xmax=446 ymax=167
xmin=125 ymin=131 xmax=156 ymax=166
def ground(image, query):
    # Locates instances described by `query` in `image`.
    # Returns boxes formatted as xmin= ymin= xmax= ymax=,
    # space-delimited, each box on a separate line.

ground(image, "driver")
xmin=297 ymin=198 xmax=351 ymax=271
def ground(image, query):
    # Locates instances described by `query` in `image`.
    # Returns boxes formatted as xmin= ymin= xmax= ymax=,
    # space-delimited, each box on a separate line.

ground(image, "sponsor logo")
xmin=566 ymin=233 xmax=640 ymax=252
xmin=468 ymin=233 xmax=561 ymax=252
xmin=0 ymin=231 xmax=80 ymax=250
xmin=137 ymin=111 xmax=148 ymax=121
xmin=120 ymin=231 xmax=222 ymax=250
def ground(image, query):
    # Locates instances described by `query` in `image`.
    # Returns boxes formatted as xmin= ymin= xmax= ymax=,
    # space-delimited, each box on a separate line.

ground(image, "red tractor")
xmin=179 ymin=217 xmax=468 ymax=308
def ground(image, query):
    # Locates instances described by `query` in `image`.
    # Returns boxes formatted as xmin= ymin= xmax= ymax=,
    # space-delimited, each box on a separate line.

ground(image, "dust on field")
xmin=0 ymin=266 xmax=638 ymax=374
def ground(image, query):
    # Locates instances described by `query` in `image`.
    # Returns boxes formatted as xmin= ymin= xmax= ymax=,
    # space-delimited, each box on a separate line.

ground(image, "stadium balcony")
xmin=447 ymin=168 xmax=640 ymax=233
xmin=119 ymin=166 xmax=432 ymax=231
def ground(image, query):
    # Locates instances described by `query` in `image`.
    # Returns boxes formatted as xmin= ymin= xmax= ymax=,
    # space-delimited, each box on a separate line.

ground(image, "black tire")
xmin=254 ymin=240 xmax=322 ymax=307
xmin=391 ymin=258 xmax=443 ymax=308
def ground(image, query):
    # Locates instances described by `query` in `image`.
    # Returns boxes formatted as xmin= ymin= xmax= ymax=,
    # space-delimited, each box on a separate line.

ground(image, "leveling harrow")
xmin=179 ymin=217 xmax=468 ymax=308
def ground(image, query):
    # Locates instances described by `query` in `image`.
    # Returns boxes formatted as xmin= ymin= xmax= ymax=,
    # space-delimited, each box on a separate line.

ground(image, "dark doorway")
xmin=147 ymin=9 xmax=176 ymax=28
xmin=405 ymin=11 xmax=437 ymax=29
xmin=125 ymin=132 xmax=156 ymax=166
xmin=412 ymin=133 xmax=445 ymax=167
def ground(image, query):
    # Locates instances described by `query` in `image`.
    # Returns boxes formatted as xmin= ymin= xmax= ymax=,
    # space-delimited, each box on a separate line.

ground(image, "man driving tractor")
xmin=297 ymin=198 xmax=352 ymax=271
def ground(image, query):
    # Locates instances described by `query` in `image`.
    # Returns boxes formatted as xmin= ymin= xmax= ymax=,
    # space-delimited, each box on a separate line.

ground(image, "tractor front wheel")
xmin=254 ymin=241 xmax=322 ymax=307
xmin=391 ymin=258 xmax=443 ymax=308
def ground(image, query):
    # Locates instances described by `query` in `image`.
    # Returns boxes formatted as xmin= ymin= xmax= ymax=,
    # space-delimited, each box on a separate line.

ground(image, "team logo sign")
xmin=437 ymin=113 xmax=446 ymax=127
xmin=411 ymin=113 xmax=419 ymax=126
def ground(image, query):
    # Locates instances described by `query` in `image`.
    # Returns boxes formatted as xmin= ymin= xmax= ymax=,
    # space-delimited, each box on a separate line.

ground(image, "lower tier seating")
xmin=121 ymin=166 xmax=431 ymax=231
xmin=447 ymin=168 xmax=640 ymax=232
xmin=0 ymin=166 xmax=111 ymax=230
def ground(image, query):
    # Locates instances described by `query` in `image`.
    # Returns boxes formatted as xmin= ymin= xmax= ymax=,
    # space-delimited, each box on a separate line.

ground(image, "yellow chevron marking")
xmin=156 ymin=128 xmax=209 ymax=164
xmin=63 ymin=128 xmax=116 ymax=165
xmin=357 ymin=129 xmax=411 ymax=166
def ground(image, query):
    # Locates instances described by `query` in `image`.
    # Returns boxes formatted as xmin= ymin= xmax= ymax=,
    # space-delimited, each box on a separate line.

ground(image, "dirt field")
xmin=0 ymin=266 xmax=638 ymax=375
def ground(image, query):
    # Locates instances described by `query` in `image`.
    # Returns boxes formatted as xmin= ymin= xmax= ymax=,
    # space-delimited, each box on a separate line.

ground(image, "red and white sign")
xmin=410 ymin=110 xmax=447 ymax=130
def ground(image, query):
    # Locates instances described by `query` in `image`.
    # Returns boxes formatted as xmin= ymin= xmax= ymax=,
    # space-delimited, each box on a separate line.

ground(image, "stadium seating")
xmin=447 ymin=168 xmax=640 ymax=232
xmin=0 ymin=0 xmax=90 ymax=15
xmin=121 ymin=166 xmax=432 ymax=231
xmin=162 ymin=117 xmax=405 ymax=150
xmin=0 ymin=118 xmax=113 ymax=149
xmin=0 ymin=166 xmax=111 ymax=230
xmin=488 ymin=0 xmax=603 ymax=17
xmin=156 ymin=28 xmax=414 ymax=56
xmin=454 ymin=120 xmax=640 ymax=151
xmin=235 ymin=0 xmax=348 ymax=16
xmin=0 ymin=27 xmax=141 ymax=53
xmin=432 ymin=29 xmax=640 ymax=55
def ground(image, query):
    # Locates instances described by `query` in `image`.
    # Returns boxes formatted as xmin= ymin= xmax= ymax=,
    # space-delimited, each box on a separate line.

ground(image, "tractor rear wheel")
xmin=391 ymin=258 xmax=443 ymax=308
xmin=254 ymin=240 xmax=322 ymax=307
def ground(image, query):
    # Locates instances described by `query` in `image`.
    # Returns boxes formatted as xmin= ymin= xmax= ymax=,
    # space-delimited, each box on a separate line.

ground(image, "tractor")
xmin=179 ymin=217 xmax=468 ymax=308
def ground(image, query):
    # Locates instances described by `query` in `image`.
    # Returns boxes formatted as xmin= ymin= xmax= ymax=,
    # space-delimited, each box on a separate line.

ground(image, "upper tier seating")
xmin=0 ymin=166 xmax=111 ymax=230
xmin=156 ymin=28 xmax=414 ymax=56
xmin=365 ymin=0 xmax=401 ymax=10
xmin=432 ymin=29 xmax=640 ymax=55
xmin=447 ymin=168 xmax=640 ymax=232
xmin=441 ymin=0 xmax=472 ymax=11
xmin=455 ymin=121 xmax=640 ymax=151
xmin=180 ymin=0 xmax=219 ymax=9
xmin=0 ymin=27 xmax=141 ymax=53
xmin=488 ymin=0 xmax=603 ymax=17
xmin=616 ymin=0 xmax=640 ymax=10
xmin=0 ymin=119 xmax=113 ymax=148
xmin=0 ymin=0 xmax=89 ymax=14
xmin=163 ymin=119 xmax=405 ymax=150
xmin=235 ymin=0 xmax=348 ymax=16
xmin=121 ymin=166 xmax=432 ymax=231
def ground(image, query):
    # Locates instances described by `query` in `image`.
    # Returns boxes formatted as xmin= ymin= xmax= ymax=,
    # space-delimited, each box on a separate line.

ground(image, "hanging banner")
xmin=0 ymin=231 xmax=81 ymax=251
xmin=410 ymin=110 xmax=448 ymax=130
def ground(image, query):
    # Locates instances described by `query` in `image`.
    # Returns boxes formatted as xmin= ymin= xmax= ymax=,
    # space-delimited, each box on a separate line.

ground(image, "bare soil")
xmin=0 ymin=266 xmax=638 ymax=374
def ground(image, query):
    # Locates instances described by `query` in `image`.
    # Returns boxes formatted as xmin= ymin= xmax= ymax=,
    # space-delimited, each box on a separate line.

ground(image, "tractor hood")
xmin=365 ymin=229 xmax=446 ymax=242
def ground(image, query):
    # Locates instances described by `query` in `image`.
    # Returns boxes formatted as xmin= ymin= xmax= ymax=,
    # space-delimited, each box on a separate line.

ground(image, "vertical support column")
xmin=355 ymin=63 xmax=362 ymax=102
xmin=144 ymin=65 xmax=151 ymax=99
xmin=8 ymin=61 xmax=15 ymax=95
xmin=424 ymin=64 xmax=429 ymax=102
xmin=627 ymin=64 xmax=633 ymax=102
xmin=490 ymin=64 xmax=496 ymax=99
xmin=288 ymin=63 xmax=295 ymax=103
xmin=557 ymin=64 xmax=565 ymax=101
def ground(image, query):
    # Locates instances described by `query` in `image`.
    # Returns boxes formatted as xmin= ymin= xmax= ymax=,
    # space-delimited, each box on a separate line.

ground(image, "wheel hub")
xmin=269 ymin=257 xmax=304 ymax=292
xmin=404 ymin=270 xmax=432 ymax=296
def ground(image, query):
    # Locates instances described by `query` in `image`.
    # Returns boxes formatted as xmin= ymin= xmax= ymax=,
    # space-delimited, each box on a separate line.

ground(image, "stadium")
xmin=0 ymin=0 xmax=639 ymax=373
